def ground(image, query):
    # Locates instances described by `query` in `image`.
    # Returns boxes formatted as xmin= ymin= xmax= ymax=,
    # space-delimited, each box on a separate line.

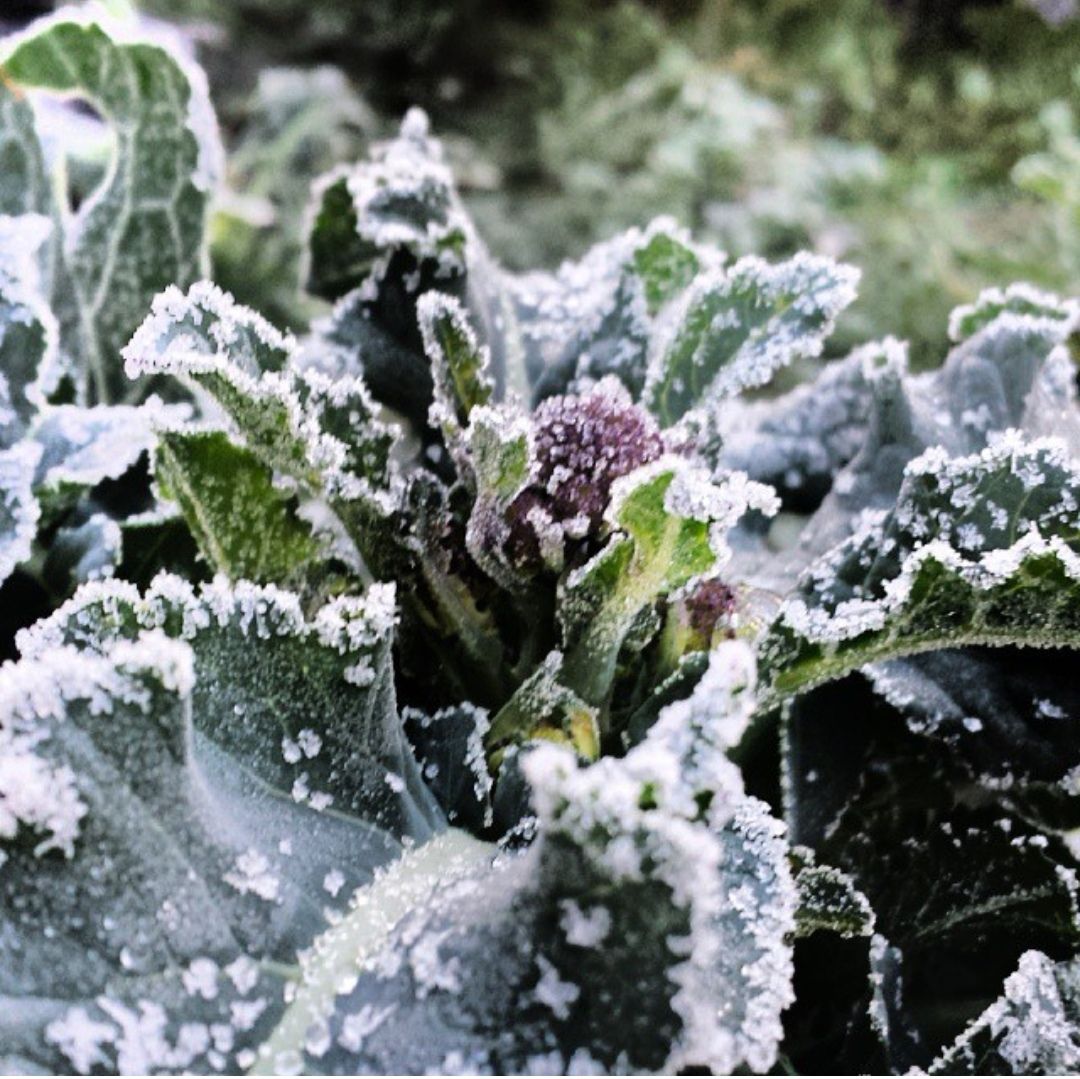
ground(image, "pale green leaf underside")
xmin=2 ymin=12 xmax=221 ymax=404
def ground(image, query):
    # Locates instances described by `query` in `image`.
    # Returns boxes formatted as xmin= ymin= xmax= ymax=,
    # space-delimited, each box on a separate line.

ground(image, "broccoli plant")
xmin=2 ymin=7 xmax=1080 ymax=1076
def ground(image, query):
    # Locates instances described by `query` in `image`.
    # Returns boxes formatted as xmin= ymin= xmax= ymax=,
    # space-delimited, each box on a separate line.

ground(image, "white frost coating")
xmin=32 ymin=399 xmax=189 ymax=491
xmin=0 ymin=213 xmax=61 ymax=411
xmin=534 ymin=955 xmax=580 ymax=1019
xmin=182 ymin=957 xmax=220 ymax=1000
xmin=45 ymin=1006 xmax=118 ymax=1074
xmin=508 ymin=215 xmax=710 ymax=385
xmin=948 ymin=281 xmax=1078 ymax=343
xmin=930 ymin=951 xmax=1080 ymax=1073
xmin=558 ymin=899 xmax=612 ymax=948
xmin=224 ymin=848 xmax=281 ymax=902
xmin=523 ymin=637 xmax=795 ymax=1075
xmin=2 ymin=5 xmax=224 ymax=193
xmin=19 ymin=574 xmax=396 ymax=705
xmin=0 ymin=439 xmax=42 ymax=584
xmin=644 ymin=250 xmax=860 ymax=410
xmin=606 ymin=453 xmax=778 ymax=566
xmin=337 ymin=1003 xmax=396 ymax=1053
xmin=0 ymin=632 xmax=193 ymax=860
xmin=417 ymin=290 xmax=493 ymax=443
xmin=779 ymin=431 xmax=1080 ymax=646
xmin=123 ymin=281 xmax=399 ymax=512
xmin=305 ymin=107 xmax=469 ymax=302
xmin=654 ymin=640 xmax=759 ymax=760
xmin=123 ymin=281 xmax=294 ymax=380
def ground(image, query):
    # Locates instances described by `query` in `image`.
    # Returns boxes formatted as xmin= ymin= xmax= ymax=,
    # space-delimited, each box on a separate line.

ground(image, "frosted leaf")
xmin=949 ymin=283 xmax=1078 ymax=344
xmin=510 ymin=217 xmax=707 ymax=402
xmin=929 ymin=951 xmax=1080 ymax=1074
xmin=258 ymin=641 xmax=794 ymax=1074
xmin=644 ymin=251 xmax=859 ymax=426
xmin=718 ymin=338 xmax=899 ymax=509
xmin=404 ymin=703 xmax=494 ymax=831
xmin=154 ymin=429 xmax=323 ymax=585
xmin=865 ymin=647 xmax=1080 ymax=791
xmin=558 ymin=456 xmax=775 ymax=708
xmin=0 ymin=212 xmax=59 ymax=431
xmin=306 ymin=108 xmax=467 ymax=303
xmin=793 ymin=856 xmax=876 ymax=938
xmin=759 ymin=434 xmax=1080 ymax=706
xmin=0 ymin=82 xmax=50 ymax=223
xmin=2 ymin=573 xmax=443 ymax=1071
xmin=124 ymin=282 xmax=401 ymax=578
xmin=1 ymin=10 xmax=223 ymax=404
xmin=19 ymin=572 xmax=440 ymax=840
xmin=32 ymin=399 xmax=187 ymax=496
xmin=0 ymin=439 xmax=41 ymax=587
xmin=43 ymin=511 xmax=123 ymax=589
xmin=485 ymin=650 xmax=600 ymax=762
xmin=773 ymin=303 xmax=1080 ymax=595
xmin=417 ymin=290 xmax=494 ymax=448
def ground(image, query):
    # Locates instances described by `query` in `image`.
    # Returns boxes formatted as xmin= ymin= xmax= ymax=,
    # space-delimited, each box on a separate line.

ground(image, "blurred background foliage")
xmin=40 ymin=0 xmax=1079 ymax=368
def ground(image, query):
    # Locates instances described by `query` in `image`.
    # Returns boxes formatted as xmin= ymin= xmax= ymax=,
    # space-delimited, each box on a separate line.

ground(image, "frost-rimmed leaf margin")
xmin=928 ymin=950 xmax=1080 ymax=1075
xmin=757 ymin=431 xmax=1080 ymax=709
xmin=254 ymin=639 xmax=797 ymax=1075
xmin=643 ymin=251 xmax=860 ymax=427
xmin=17 ymin=570 xmax=442 ymax=837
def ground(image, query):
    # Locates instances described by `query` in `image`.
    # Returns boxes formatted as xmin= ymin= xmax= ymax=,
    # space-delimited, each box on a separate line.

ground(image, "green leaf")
xmin=155 ymin=429 xmax=323 ymax=586
xmin=32 ymin=402 xmax=186 ymax=503
xmin=4 ymin=573 xmax=442 ymax=1072
xmin=793 ymin=857 xmax=876 ymax=939
xmin=718 ymin=339 xmax=890 ymax=513
xmin=560 ymin=458 xmax=776 ymax=709
xmin=929 ymin=951 xmax=1080 ymax=1075
xmin=0 ymin=213 xmax=59 ymax=435
xmin=513 ymin=216 xmax=705 ymax=402
xmin=2 ymin=11 xmax=223 ymax=404
xmin=461 ymin=402 xmax=535 ymax=589
xmin=485 ymin=649 xmax=600 ymax=761
xmin=633 ymin=225 xmax=701 ymax=315
xmin=0 ymin=82 xmax=50 ymax=219
xmin=124 ymin=282 xmax=400 ymax=574
xmin=758 ymin=305 xmax=1080 ymax=595
xmin=416 ymin=290 xmax=494 ymax=440
xmin=305 ymin=108 xmax=466 ymax=305
xmin=256 ymin=640 xmax=795 ymax=1074
xmin=643 ymin=252 xmax=858 ymax=426
xmin=758 ymin=434 xmax=1080 ymax=709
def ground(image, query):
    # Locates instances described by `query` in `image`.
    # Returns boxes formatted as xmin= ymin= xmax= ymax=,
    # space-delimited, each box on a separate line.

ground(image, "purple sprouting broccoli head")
xmin=503 ymin=378 xmax=666 ymax=573
xmin=684 ymin=576 xmax=739 ymax=641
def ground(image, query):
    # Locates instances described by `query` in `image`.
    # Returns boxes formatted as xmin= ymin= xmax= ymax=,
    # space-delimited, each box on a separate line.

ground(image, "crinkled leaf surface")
xmin=643 ymin=251 xmax=858 ymax=427
xmin=154 ymin=429 xmax=323 ymax=586
xmin=3 ymin=574 xmax=442 ymax=1072
xmin=758 ymin=434 xmax=1080 ymax=708
xmin=559 ymin=458 xmax=776 ymax=709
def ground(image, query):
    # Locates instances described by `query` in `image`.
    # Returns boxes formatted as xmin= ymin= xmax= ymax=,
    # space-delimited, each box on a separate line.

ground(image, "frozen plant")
xmin=2 ymin=6 xmax=1080 ymax=1076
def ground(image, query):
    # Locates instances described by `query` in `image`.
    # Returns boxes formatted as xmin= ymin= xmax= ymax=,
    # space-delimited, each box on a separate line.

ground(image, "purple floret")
xmin=503 ymin=380 xmax=665 ymax=571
